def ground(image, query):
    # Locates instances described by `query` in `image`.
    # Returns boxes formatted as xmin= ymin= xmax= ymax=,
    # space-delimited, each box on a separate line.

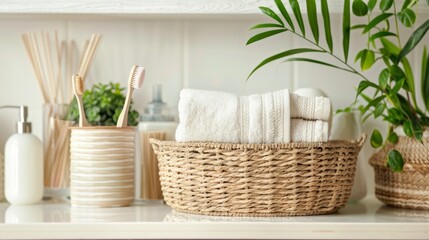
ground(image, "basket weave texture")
xmin=370 ymin=135 xmax=429 ymax=210
xmin=150 ymin=136 xmax=365 ymax=217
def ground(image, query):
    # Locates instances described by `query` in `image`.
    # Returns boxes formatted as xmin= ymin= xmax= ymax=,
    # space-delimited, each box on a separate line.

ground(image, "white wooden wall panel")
xmin=0 ymin=20 xmax=67 ymax=153
xmin=184 ymin=20 xmax=293 ymax=95
xmin=0 ymin=0 xmax=427 ymax=14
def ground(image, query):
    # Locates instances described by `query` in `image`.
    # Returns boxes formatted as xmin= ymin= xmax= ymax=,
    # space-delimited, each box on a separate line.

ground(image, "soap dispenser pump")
xmin=1 ymin=105 xmax=43 ymax=205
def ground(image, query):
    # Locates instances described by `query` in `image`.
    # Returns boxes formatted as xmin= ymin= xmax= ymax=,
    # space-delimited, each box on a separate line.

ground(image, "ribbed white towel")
xmin=291 ymin=119 xmax=329 ymax=142
xmin=175 ymin=89 xmax=330 ymax=143
xmin=290 ymin=94 xmax=331 ymax=121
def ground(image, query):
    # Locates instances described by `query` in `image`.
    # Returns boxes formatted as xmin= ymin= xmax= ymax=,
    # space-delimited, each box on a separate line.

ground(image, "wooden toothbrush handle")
xmin=116 ymin=88 xmax=133 ymax=127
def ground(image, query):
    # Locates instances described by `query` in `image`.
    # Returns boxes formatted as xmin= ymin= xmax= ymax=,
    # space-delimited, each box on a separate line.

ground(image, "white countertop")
xmin=0 ymin=196 xmax=428 ymax=239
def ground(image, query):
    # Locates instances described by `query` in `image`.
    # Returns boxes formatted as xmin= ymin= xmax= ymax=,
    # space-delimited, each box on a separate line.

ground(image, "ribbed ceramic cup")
xmin=70 ymin=127 xmax=135 ymax=207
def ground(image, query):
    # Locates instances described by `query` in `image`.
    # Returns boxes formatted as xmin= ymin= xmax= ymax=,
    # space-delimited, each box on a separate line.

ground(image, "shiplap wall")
xmin=0 ymin=13 xmax=428 ymax=195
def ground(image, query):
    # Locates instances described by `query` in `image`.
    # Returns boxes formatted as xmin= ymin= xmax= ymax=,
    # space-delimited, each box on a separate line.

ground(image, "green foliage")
xmin=68 ymin=82 xmax=139 ymax=126
xmin=371 ymin=129 xmax=383 ymax=148
xmin=246 ymin=0 xmax=429 ymax=172
xmin=387 ymin=149 xmax=404 ymax=172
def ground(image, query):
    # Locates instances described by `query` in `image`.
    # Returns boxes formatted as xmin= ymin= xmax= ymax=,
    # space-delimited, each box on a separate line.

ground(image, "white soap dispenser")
xmin=2 ymin=105 xmax=43 ymax=205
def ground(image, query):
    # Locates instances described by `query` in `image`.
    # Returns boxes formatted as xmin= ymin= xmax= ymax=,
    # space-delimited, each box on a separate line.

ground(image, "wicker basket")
xmin=370 ymin=134 xmax=429 ymax=210
xmin=150 ymin=135 xmax=366 ymax=217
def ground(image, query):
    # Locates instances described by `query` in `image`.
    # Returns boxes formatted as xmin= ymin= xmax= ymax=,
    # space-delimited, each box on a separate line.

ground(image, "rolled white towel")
xmin=291 ymin=119 xmax=329 ymax=142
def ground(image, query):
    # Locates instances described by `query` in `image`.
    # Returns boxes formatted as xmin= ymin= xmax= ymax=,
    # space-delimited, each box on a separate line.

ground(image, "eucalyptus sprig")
xmin=247 ymin=0 xmax=429 ymax=172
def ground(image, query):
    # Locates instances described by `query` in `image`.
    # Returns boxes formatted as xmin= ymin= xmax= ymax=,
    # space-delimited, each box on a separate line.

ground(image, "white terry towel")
xmin=176 ymin=89 xmax=240 ymax=143
xmin=290 ymin=94 xmax=331 ymax=121
xmin=291 ymin=119 xmax=329 ymax=142
xmin=175 ymin=89 xmax=330 ymax=143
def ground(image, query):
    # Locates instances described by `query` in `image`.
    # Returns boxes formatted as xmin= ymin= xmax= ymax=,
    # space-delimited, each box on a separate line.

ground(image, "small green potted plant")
xmin=68 ymin=82 xmax=139 ymax=126
xmin=247 ymin=0 xmax=429 ymax=209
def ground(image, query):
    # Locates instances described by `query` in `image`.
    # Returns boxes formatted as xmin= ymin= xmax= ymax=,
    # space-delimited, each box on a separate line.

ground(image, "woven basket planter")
xmin=370 ymin=133 xmax=429 ymax=210
xmin=150 ymin=136 xmax=366 ymax=217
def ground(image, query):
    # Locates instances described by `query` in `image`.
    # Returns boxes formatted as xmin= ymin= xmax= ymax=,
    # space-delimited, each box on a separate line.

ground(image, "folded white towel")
xmin=291 ymin=119 xmax=329 ymax=142
xmin=175 ymin=89 xmax=330 ymax=143
xmin=176 ymin=89 xmax=240 ymax=143
xmin=290 ymin=94 xmax=331 ymax=121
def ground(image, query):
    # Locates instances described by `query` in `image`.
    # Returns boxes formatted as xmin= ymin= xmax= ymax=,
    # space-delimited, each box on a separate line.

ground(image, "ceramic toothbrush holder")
xmin=69 ymin=126 xmax=135 ymax=207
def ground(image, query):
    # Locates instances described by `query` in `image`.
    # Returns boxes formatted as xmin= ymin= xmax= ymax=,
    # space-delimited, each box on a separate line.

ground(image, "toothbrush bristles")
xmin=73 ymin=74 xmax=85 ymax=95
xmin=131 ymin=66 xmax=145 ymax=89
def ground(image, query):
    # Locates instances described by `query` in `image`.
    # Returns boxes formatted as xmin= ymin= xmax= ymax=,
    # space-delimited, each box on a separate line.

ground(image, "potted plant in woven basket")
xmin=247 ymin=0 xmax=429 ymax=209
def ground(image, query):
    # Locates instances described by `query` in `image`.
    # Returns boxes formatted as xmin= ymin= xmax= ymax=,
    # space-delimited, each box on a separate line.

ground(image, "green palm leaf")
xmin=343 ymin=0 xmax=351 ymax=62
xmin=289 ymin=0 xmax=306 ymax=36
xmin=306 ymin=0 xmax=319 ymax=43
xmin=246 ymin=29 xmax=287 ymax=45
xmin=259 ymin=6 xmax=284 ymax=26
xmin=274 ymin=0 xmax=295 ymax=31
xmin=248 ymin=48 xmax=323 ymax=79
xmin=321 ymin=0 xmax=333 ymax=53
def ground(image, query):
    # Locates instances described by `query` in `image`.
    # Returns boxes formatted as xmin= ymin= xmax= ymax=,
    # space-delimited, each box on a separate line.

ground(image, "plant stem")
xmin=393 ymin=1 xmax=402 ymax=48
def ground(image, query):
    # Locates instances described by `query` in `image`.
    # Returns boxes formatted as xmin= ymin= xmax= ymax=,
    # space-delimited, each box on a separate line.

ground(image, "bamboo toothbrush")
xmin=117 ymin=65 xmax=145 ymax=127
xmin=72 ymin=74 xmax=88 ymax=127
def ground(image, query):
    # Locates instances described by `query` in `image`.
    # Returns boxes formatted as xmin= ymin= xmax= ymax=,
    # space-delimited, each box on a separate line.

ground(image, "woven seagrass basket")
xmin=150 ymin=135 xmax=366 ymax=217
xmin=370 ymin=133 xmax=429 ymax=210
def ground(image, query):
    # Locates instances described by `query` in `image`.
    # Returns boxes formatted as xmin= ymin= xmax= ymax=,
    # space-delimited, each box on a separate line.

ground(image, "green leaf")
xmin=351 ymin=24 xmax=367 ymax=30
xmin=388 ymin=108 xmax=403 ymax=122
xmin=352 ymin=0 xmax=368 ymax=16
xmin=380 ymin=37 xmax=400 ymax=55
xmin=401 ymin=57 xmax=415 ymax=93
xmin=380 ymin=0 xmax=393 ymax=11
xmin=282 ymin=58 xmax=352 ymax=72
xmin=274 ymin=0 xmax=295 ymax=31
xmin=289 ymin=0 xmax=306 ymax=36
xmin=321 ymin=0 xmax=333 ymax=53
xmin=392 ymin=78 xmax=405 ymax=94
xmin=402 ymin=0 xmax=416 ymax=9
xmin=387 ymin=150 xmax=404 ymax=172
xmin=389 ymin=65 xmax=405 ymax=81
xmin=343 ymin=0 xmax=351 ymax=62
xmin=403 ymin=120 xmax=414 ymax=137
xmin=355 ymin=49 xmax=365 ymax=62
xmin=250 ymin=23 xmax=284 ymax=30
xmin=388 ymin=131 xmax=399 ymax=144
xmin=398 ymin=20 xmax=429 ymax=63
xmin=368 ymin=0 xmax=377 ymax=11
xmin=374 ymin=103 xmax=385 ymax=117
xmin=363 ymin=13 xmax=393 ymax=34
xmin=369 ymin=31 xmax=397 ymax=42
xmin=248 ymin=48 xmax=323 ymax=79
xmin=398 ymin=8 xmax=416 ymax=28
xmin=357 ymin=80 xmax=382 ymax=97
xmin=371 ymin=129 xmax=383 ymax=148
xmin=259 ymin=6 xmax=284 ymax=26
xmin=306 ymin=0 xmax=319 ymax=43
xmin=379 ymin=68 xmax=390 ymax=89
xmin=422 ymin=47 xmax=429 ymax=111
xmin=362 ymin=95 xmax=385 ymax=114
xmin=246 ymin=29 xmax=287 ymax=45
xmin=361 ymin=49 xmax=375 ymax=71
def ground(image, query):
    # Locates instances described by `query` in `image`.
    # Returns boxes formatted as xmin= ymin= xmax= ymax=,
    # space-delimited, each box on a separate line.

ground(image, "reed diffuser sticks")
xmin=22 ymin=31 xmax=102 ymax=190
